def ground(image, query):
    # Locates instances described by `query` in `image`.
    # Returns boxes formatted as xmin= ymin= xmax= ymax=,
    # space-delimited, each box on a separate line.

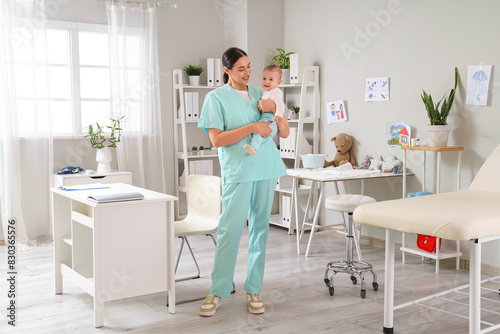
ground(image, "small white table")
xmin=401 ymin=145 xmax=464 ymax=272
xmin=52 ymin=183 xmax=177 ymax=327
xmin=286 ymin=168 xmax=409 ymax=256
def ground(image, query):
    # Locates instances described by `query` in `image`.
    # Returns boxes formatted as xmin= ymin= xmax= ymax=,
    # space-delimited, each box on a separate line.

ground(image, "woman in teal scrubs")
xmin=198 ymin=47 xmax=289 ymax=317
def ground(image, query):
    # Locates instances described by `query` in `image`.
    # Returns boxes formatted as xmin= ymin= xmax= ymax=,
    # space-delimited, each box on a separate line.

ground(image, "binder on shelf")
xmin=184 ymin=92 xmax=193 ymax=121
xmin=214 ymin=58 xmax=223 ymax=86
xmin=289 ymin=127 xmax=297 ymax=156
xmin=192 ymin=92 xmax=199 ymax=120
xmin=207 ymin=58 xmax=215 ymax=87
xmin=290 ymin=53 xmax=303 ymax=84
xmin=282 ymin=195 xmax=291 ymax=227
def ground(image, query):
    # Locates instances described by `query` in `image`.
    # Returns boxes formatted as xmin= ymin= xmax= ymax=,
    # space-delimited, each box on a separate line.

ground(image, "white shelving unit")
xmin=172 ymin=66 xmax=320 ymax=229
xmin=172 ymin=69 xmax=219 ymax=218
xmin=400 ymin=145 xmax=464 ymax=273
xmin=271 ymin=66 xmax=320 ymax=234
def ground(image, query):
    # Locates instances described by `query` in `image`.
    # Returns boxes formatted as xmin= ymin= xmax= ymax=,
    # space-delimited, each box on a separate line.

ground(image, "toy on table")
xmin=324 ymin=133 xmax=356 ymax=167
xmin=368 ymin=156 xmax=383 ymax=170
xmin=360 ymin=155 xmax=373 ymax=169
xmin=381 ymin=155 xmax=403 ymax=173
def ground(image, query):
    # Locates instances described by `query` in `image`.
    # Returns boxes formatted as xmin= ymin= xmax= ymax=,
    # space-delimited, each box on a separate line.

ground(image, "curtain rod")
xmin=96 ymin=0 xmax=177 ymax=8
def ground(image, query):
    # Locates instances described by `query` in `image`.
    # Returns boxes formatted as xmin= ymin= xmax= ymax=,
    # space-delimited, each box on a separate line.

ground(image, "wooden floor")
xmin=1 ymin=226 xmax=498 ymax=333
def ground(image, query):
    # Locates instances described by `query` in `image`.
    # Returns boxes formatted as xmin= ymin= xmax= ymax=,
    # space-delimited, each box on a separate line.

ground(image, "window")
xmin=12 ymin=21 xmax=141 ymax=136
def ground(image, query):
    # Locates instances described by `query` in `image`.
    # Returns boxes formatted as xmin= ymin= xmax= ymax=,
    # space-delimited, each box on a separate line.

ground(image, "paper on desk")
xmin=287 ymin=163 xmax=382 ymax=180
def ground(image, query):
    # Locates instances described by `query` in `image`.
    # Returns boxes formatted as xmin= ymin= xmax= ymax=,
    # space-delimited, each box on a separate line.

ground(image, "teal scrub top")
xmin=198 ymin=84 xmax=286 ymax=184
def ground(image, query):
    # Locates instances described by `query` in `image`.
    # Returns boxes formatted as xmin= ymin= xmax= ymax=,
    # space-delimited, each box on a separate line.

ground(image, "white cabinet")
xmin=270 ymin=66 xmax=320 ymax=234
xmin=52 ymin=183 xmax=177 ymax=327
xmin=54 ymin=171 xmax=132 ymax=188
xmin=400 ymin=145 xmax=464 ymax=273
xmin=172 ymin=69 xmax=219 ymax=218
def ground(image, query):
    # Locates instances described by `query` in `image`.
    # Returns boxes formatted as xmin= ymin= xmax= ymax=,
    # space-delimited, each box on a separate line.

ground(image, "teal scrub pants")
xmin=249 ymin=112 xmax=278 ymax=152
xmin=210 ymin=178 xmax=277 ymax=298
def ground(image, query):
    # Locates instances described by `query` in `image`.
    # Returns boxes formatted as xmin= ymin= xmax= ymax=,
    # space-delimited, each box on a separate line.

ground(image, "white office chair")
xmin=174 ymin=174 xmax=221 ymax=282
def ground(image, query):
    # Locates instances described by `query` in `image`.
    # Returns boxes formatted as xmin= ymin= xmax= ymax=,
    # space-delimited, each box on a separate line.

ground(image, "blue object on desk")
xmin=59 ymin=186 xmax=110 ymax=191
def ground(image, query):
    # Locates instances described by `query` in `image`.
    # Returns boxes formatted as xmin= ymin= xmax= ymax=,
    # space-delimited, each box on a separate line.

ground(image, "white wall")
xmin=282 ymin=0 xmax=500 ymax=265
xmin=21 ymin=0 xmax=500 ymax=266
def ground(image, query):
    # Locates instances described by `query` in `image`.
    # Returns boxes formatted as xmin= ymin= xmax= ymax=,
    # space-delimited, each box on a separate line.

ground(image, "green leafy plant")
xmin=184 ymin=64 xmax=204 ymax=76
xmin=421 ymin=67 xmax=460 ymax=125
xmin=292 ymin=106 xmax=300 ymax=114
xmin=85 ymin=116 xmax=125 ymax=149
xmin=270 ymin=48 xmax=294 ymax=69
xmin=192 ymin=146 xmax=198 ymax=155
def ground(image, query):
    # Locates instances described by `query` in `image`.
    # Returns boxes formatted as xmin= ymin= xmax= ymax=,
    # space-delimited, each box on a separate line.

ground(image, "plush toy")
xmin=382 ymin=155 xmax=403 ymax=173
xmin=369 ymin=156 xmax=383 ymax=170
xmin=324 ymin=133 xmax=356 ymax=167
xmin=360 ymin=155 xmax=373 ymax=169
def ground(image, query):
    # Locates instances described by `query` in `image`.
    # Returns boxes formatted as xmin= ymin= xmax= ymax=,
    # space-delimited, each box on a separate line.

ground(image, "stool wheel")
xmin=324 ymin=278 xmax=330 ymax=287
xmin=373 ymin=282 xmax=379 ymax=291
xmin=350 ymin=275 xmax=357 ymax=285
xmin=361 ymin=289 xmax=366 ymax=299
xmin=329 ymin=286 xmax=334 ymax=296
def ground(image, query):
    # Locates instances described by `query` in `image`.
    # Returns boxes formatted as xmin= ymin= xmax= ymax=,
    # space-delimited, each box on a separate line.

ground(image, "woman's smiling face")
xmin=225 ymin=56 xmax=251 ymax=89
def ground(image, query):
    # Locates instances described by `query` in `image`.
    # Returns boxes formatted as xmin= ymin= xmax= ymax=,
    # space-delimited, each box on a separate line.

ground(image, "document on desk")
xmin=87 ymin=192 xmax=145 ymax=203
xmin=287 ymin=167 xmax=382 ymax=181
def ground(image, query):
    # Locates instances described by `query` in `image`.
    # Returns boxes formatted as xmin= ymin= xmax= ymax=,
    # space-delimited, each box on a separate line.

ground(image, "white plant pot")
xmin=425 ymin=125 xmax=451 ymax=147
xmin=188 ymin=75 xmax=200 ymax=86
xmin=281 ymin=68 xmax=290 ymax=85
xmin=96 ymin=147 xmax=112 ymax=173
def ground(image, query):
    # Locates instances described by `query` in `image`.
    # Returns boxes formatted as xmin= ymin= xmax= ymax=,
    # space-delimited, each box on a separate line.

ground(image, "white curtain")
xmin=0 ymin=0 xmax=53 ymax=248
xmin=107 ymin=1 xmax=165 ymax=193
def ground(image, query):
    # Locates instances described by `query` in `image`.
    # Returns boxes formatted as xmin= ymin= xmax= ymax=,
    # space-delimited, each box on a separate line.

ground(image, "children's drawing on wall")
xmin=326 ymin=99 xmax=347 ymax=124
xmin=365 ymin=77 xmax=389 ymax=102
xmin=385 ymin=122 xmax=411 ymax=147
xmin=466 ymin=65 xmax=492 ymax=106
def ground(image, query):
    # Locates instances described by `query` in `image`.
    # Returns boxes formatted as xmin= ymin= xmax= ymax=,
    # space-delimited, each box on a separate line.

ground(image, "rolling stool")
xmin=323 ymin=194 xmax=378 ymax=298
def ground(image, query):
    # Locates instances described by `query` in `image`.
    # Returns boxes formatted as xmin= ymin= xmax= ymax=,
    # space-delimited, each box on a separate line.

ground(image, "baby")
xmin=243 ymin=65 xmax=285 ymax=156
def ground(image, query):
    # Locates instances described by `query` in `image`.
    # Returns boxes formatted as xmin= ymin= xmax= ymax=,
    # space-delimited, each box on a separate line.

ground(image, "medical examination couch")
xmin=354 ymin=144 xmax=500 ymax=334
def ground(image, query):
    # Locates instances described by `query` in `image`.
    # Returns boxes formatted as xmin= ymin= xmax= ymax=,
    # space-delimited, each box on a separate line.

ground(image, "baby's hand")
xmin=274 ymin=115 xmax=282 ymax=123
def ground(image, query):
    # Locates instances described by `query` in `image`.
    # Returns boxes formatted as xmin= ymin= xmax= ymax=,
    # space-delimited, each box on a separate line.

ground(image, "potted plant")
xmin=184 ymin=64 xmax=204 ymax=86
xmin=270 ymin=48 xmax=294 ymax=84
xmin=191 ymin=146 xmax=198 ymax=155
xmin=85 ymin=116 xmax=125 ymax=173
xmin=421 ymin=67 xmax=459 ymax=147
xmin=290 ymin=106 xmax=300 ymax=120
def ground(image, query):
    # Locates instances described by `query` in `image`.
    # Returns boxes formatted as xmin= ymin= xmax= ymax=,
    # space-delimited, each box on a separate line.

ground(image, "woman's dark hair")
xmin=222 ymin=47 xmax=247 ymax=84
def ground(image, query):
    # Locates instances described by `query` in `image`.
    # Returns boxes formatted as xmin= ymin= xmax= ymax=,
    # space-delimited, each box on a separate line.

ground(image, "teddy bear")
xmin=324 ymin=133 xmax=356 ymax=167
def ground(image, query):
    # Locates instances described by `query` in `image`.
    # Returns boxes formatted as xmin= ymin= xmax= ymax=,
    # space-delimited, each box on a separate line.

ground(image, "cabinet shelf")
xmin=400 ymin=146 xmax=464 ymax=273
xmin=400 ymin=246 xmax=462 ymax=260
xmin=276 ymin=66 xmax=320 ymax=234
xmin=172 ymin=69 xmax=219 ymax=218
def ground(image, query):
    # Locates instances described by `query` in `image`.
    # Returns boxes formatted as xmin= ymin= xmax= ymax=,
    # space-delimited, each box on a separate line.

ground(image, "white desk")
xmin=286 ymin=168 xmax=409 ymax=256
xmin=52 ymin=183 xmax=177 ymax=327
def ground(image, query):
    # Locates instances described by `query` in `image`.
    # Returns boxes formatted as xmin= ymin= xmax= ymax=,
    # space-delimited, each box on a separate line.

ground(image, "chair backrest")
xmin=469 ymin=144 xmax=500 ymax=192
xmin=187 ymin=174 xmax=222 ymax=220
